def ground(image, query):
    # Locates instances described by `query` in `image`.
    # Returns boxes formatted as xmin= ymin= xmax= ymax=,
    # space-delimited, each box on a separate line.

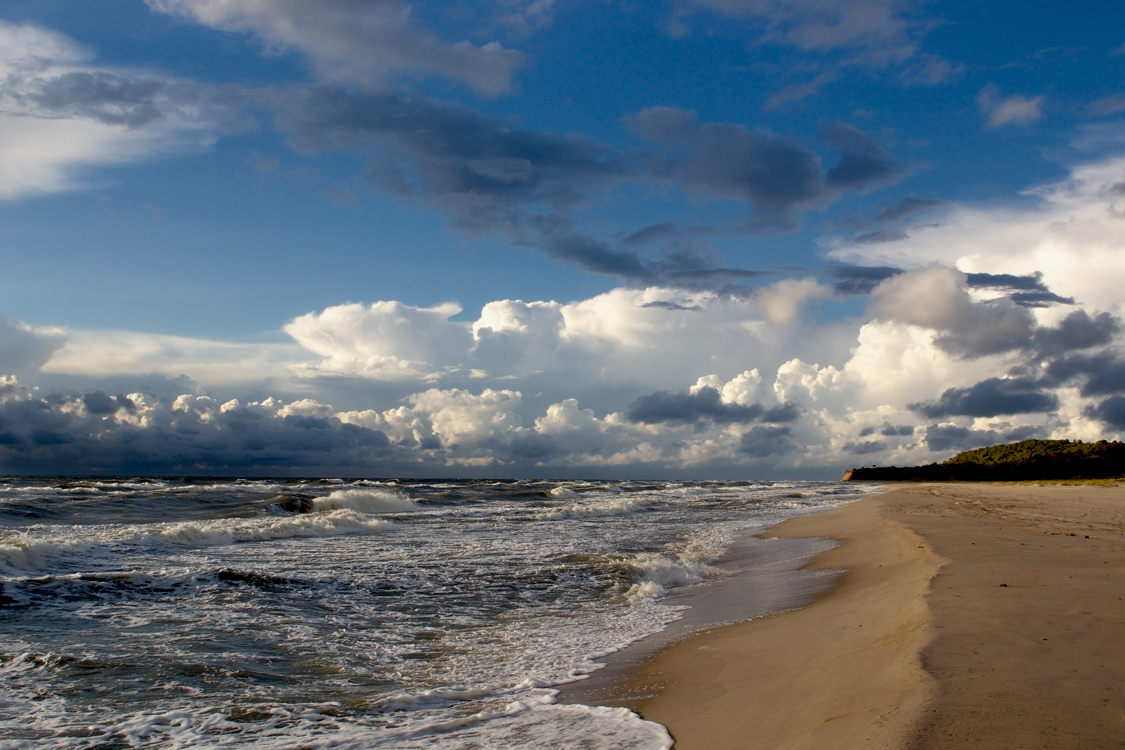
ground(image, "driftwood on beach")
xmin=842 ymin=438 xmax=1125 ymax=482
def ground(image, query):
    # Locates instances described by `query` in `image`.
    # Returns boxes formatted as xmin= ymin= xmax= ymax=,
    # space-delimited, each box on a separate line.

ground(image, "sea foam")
xmin=312 ymin=488 xmax=418 ymax=513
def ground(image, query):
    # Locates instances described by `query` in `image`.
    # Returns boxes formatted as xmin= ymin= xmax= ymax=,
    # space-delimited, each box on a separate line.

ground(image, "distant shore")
xmin=587 ymin=483 xmax=1125 ymax=748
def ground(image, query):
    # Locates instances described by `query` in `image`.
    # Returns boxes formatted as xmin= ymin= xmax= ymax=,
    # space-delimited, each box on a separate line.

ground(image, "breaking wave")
xmin=312 ymin=488 xmax=418 ymax=514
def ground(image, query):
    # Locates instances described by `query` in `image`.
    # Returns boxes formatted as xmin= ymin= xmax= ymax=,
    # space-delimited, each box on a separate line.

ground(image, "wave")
xmin=312 ymin=488 xmax=418 ymax=514
xmin=0 ymin=532 xmax=89 ymax=574
xmin=153 ymin=509 xmax=394 ymax=545
xmin=623 ymin=551 xmax=718 ymax=602
xmin=0 ymin=510 xmax=395 ymax=574
xmin=538 ymin=496 xmax=652 ymax=520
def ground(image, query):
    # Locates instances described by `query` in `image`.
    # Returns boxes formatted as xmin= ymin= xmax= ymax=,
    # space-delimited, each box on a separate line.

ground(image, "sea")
xmin=0 ymin=476 xmax=877 ymax=749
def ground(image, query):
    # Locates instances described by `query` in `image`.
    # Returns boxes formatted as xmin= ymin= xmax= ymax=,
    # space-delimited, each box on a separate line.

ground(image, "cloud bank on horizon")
xmin=2 ymin=1 xmax=1125 ymax=477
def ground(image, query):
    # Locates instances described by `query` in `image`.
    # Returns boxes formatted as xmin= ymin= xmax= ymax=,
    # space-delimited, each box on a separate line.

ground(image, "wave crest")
xmin=156 ymin=509 xmax=393 ymax=546
xmin=312 ymin=488 xmax=418 ymax=514
xmin=539 ymin=496 xmax=651 ymax=520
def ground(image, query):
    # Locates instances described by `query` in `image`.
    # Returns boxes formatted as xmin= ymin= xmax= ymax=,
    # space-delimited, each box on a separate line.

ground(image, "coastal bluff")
xmin=842 ymin=438 xmax=1125 ymax=482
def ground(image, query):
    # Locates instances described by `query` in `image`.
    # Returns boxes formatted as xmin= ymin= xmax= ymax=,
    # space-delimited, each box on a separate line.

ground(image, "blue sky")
xmin=2 ymin=0 xmax=1125 ymax=477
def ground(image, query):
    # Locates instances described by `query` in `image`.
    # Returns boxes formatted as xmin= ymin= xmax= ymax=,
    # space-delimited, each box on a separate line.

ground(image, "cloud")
xmin=1088 ymin=93 xmax=1125 ymax=117
xmin=268 ymin=87 xmax=633 ymax=245
xmin=909 ymin=377 xmax=1060 ymax=418
xmin=286 ymin=287 xmax=818 ymax=394
xmin=820 ymin=122 xmax=904 ymax=191
xmin=740 ymin=425 xmax=798 ymax=457
xmin=683 ymin=0 xmax=920 ymax=58
xmin=824 ymin=262 xmax=902 ymax=294
xmin=923 ymin=423 xmax=1043 ymax=453
xmin=853 ymin=228 xmax=910 ymax=245
xmin=16 ymin=148 xmax=1125 ymax=475
xmin=147 ymin=0 xmax=525 ymax=96
xmin=872 ymin=196 xmax=946 ymax=223
xmin=627 ymin=386 xmax=763 ymax=425
xmin=627 ymin=108 xmax=902 ymax=230
xmin=0 ymin=20 xmax=229 ymax=200
xmin=964 ymin=271 xmax=1075 ymax=308
xmin=0 ymin=317 xmax=67 ymax=378
xmin=627 ymin=107 xmax=823 ymax=230
xmin=40 ymin=328 xmax=305 ymax=385
xmin=977 ymin=86 xmax=1044 ymax=127
xmin=1044 ymin=353 xmax=1125 ymax=397
xmin=1032 ymin=310 xmax=1119 ymax=355
xmin=1085 ymin=396 xmax=1125 ymax=429
xmin=755 ymin=278 xmax=833 ymax=324
xmin=0 ymin=379 xmax=392 ymax=475
xmin=264 ymin=91 xmax=902 ymax=284
xmin=859 ymin=421 xmax=914 ymax=437
xmin=872 ymin=266 xmax=1037 ymax=357
xmin=285 ymin=301 xmax=473 ymax=380
xmin=825 ymin=154 xmax=1125 ymax=318
xmin=843 ymin=438 xmax=887 ymax=454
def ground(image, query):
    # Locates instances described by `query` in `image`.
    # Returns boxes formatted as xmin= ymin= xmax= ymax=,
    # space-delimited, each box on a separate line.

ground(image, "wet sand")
xmin=586 ymin=483 xmax=1125 ymax=749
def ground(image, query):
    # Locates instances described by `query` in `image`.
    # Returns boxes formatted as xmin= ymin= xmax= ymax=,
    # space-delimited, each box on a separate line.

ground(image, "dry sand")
xmin=602 ymin=483 xmax=1125 ymax=749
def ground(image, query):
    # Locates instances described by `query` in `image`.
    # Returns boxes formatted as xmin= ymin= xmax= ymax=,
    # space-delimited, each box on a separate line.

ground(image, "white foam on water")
xmin=548 ymin=486 xmax=578 ymax=498
xmin=153 ymin=509 xmax=394 ymax=546
xmin=0 ymin=531 xmax=91 ymax=574
xmin=624 ymin=551 xmax=718 ymax=602
xmin=311 ymin=488 xmax=418 ymax=514
xmin=538 ymin=495 xmax=651 ymax=519
xmin=0 ymin=511 xmax=395 ymax=574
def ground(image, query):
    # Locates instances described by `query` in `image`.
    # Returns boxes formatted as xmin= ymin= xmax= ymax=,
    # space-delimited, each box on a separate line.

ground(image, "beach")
xmin=593 ymin=483 xmax=1125 ymax=749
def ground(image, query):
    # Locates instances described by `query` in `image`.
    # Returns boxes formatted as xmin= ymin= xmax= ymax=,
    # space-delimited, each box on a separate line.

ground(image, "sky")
xmin=2 ymin=0 xmax=1125 ymax=478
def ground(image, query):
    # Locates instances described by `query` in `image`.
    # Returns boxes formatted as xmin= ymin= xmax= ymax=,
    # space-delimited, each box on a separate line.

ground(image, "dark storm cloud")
xmin=522 ymin=219 xmax=767 ymax=286
xmin=739 ymin=425 xmax=798 ymax=457
xmin=924 ymin=424 xmax=1043 ymax=453
xmin=843 ymin=439 xmax=887 ymax=454
xmin=858 ymin=421 xmax=914 ymax=437
xmin=627 ymin=387 xmax=762 ymax=424
xmin=821 ymin=123 xmax=905 ymax=192
xmin=824 ymin=262 xmax=902 ymax=295
xmin=625 ymin=386 xmax=800 ymax=426
xmin=534 ymin=228 xmax=656 ymax=281
xmin=1044 ymin=353 xmax=1125 ymax=397
xmin=626 ymin=109 xmax=903 ymax=231
xmin=0 ymin=383 xmax=392 ymax=475
xmin=1085 ymin=396 xmax=1125 ymax=429
xmin=873 ymin=197 xmax=946 ymax=223
xmin=271 ymin=87 xmax=630 ymax=233
xmin=82 ymin=390 xmax=135 ymax=416
xmin=909 ymin=377 xmax=1059 ymax=418
xmin=1033 ymin=310 xmax=1119 ymax=355
xmin=760 ymin=401 xmax=802 ymax=423
xmin=627 ymin=107 xmax=824 ymax=230
xmin=966 ymin=271 xmax=1075 ymax=308
xmin=269 ymin=90 xmax=781 ymax=288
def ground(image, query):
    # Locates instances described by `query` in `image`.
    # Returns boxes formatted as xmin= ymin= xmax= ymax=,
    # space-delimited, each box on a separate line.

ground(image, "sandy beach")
xmin=596 ymin=483 xmax=1125 ymax=749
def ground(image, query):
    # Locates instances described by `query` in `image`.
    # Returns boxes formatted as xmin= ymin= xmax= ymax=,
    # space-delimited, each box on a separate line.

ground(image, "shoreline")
xmin=578 ymin=483 xmax=1125 ymax=748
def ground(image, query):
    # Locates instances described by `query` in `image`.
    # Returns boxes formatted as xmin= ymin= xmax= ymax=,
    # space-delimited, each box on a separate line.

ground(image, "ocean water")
xmin=0 ymin=477 xmax=875 ymax=749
